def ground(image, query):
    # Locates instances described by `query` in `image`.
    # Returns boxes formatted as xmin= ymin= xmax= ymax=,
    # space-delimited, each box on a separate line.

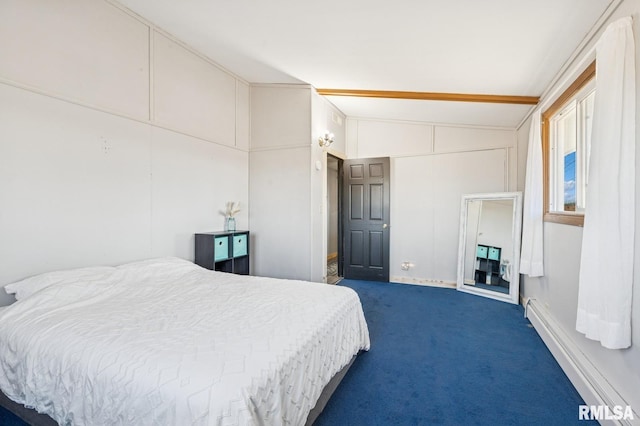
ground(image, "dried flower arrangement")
xmin=221 ymin=201 xmax=241 ymax=218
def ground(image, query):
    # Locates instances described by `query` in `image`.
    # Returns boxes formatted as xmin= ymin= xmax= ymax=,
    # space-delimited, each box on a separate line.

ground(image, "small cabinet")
xmin=474 ymin=244 xmax=503 ymax=286
xmin=195 ymin=231 xmax=250 ymax=275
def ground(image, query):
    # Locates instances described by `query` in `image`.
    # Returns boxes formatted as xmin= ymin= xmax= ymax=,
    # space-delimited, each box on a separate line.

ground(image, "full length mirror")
xmin=457 ymin=192 xmax=523 ymax=304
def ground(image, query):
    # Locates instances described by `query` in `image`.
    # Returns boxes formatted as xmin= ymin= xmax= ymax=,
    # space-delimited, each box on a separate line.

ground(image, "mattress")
xmin=0 ymin=257 xmax=370 ymax=425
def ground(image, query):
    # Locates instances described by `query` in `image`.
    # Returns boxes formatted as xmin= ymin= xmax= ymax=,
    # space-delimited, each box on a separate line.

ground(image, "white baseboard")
xmin=526 ymin=299 xmax=638 ymax=426
xmin=390 ymin=276 xmax=456 ymax=288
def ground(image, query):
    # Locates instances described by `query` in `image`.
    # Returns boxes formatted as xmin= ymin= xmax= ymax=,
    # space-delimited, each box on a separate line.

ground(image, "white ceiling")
xmin=117 ymin=0 xmax=613 ymax=128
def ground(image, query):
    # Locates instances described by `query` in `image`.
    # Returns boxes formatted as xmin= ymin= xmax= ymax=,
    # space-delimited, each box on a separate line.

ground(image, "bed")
xmin=0 ymin=257 xmax=370 ymax=425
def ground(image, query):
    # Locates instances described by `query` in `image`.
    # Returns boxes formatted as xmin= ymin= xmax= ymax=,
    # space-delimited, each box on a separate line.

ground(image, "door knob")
xmin=383 ymin=223 xmax=388 ymax=229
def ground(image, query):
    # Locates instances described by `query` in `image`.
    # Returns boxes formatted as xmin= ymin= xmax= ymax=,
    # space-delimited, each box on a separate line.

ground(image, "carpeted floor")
xmin=0 ymin=408 xmax=26 ymax=426
xmin=314 ymin=279 xmax=596 ymax=426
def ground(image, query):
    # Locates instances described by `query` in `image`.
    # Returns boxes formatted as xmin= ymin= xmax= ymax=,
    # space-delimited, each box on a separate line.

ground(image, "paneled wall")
xmin=0 ymin=0 xmax=249 ymax=305
xmin=249 ymin=85 xmax=313 ymax=280
xmin=153 ymin=33 xmax=238 ymax=145
xmin=347 ymin=118 xmax=517 ymax=284
xmin=0 ymin=0 xmax=150 ymax=119
xmin=249 ymin=86 xmax=346 ymax=282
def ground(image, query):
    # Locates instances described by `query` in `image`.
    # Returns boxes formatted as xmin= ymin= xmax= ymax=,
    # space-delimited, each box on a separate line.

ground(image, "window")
xmin=542 ymin=61 xmax=595 ymax=226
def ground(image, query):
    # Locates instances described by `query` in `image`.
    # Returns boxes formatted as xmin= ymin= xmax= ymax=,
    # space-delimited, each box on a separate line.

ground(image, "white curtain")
xmin=520 ymin=110 xmax=544 ymax=277
xmin=576 ymin=17 xmax=635 ymax=350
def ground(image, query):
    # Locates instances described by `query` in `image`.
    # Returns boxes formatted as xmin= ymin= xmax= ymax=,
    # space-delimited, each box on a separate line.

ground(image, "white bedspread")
xmin=0 ymin=258 xmax=370 ymax=425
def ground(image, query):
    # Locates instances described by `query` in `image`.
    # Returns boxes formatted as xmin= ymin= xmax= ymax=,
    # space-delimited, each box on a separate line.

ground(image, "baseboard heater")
xmin=525 ymin=299 xmax=638 ymax=426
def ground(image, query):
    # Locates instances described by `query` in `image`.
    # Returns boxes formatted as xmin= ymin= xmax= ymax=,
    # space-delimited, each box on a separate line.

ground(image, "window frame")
xmin=542 ymin=61 xmax=596 ymax=227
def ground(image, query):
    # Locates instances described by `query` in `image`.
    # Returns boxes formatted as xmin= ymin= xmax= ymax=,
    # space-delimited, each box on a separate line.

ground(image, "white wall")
xmin=477 ymin=201 xmax=514 ymax=261
xmin=249 ymin=85 xmax=313 ymax=280
xmin=153 ymin=33 xmax=238 ymax=146
xmin=249 ymin=86 xmax=346 ymax=283
xmin=347 ymin=118 xmax=516 ymax=285
xmin=250 ymin=106 xmax=508 ymax=286
xmin=311 ymin=93 xmax=347 ymax=282
xmin=0 ymin=0 xmax=249 ymax=305
xmin=250 ymin=145 xmax=312 ymax=280
xmin=518 ymin=0 xmax=640 ymax=416
xmin=0 ymin=0 xmax=150 ymax=120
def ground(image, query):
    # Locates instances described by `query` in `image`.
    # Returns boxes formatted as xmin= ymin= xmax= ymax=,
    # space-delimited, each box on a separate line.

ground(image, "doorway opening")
xmin=327 ymin=154 xmax=342 ymax=284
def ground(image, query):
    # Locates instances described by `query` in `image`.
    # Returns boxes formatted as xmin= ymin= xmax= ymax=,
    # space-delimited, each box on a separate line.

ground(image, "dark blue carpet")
xmin=0 ymin=406 xmax=30 ymax=426
xmin=315 ymin=279 xmax=595 ymax=426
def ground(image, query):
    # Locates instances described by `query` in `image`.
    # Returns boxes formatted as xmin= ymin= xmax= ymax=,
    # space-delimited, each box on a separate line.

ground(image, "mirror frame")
xmin=456 ymin=192 xmax=523 ymax=304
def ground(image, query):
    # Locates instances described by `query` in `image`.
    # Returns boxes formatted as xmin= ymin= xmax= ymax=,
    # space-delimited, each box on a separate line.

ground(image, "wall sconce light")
xmin=318 ymin=131 xmax=335 ymax=148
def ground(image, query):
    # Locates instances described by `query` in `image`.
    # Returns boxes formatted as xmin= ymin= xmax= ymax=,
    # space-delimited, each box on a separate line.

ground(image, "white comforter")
xmin=0 ymin=258 xmax=370 ymax=425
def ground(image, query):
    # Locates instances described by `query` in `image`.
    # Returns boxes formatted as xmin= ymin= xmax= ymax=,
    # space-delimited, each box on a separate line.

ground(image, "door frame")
xmin=326 ymin=153 xmax=344 ymax=280
xmin=337 ymin=156 xmax=344 ymax=277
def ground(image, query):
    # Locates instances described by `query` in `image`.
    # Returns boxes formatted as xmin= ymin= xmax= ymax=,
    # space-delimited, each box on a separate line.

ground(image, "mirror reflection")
xmin=457 ymin=192 xmax=522 ymax=304
xmin=463 ymin=199 xmax=514 ymax=294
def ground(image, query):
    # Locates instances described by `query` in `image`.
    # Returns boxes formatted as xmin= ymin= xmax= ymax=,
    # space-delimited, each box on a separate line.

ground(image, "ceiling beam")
xmin=315 ymin=88 xmax=539 ymax=105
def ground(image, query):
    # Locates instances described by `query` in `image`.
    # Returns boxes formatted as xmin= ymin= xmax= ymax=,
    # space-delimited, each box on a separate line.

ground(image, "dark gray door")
xmin=342 ymin=157 xmax=390 ymax=282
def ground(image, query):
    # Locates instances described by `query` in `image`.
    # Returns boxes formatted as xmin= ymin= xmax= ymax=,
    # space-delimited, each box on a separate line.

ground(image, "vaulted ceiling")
xmin=117 ymin=0 xmax=613 ymax=128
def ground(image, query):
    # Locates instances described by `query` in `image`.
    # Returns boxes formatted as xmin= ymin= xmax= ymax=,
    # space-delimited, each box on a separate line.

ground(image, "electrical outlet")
xmin=401 ymin=261 xmax=413 ymax=271
xmin=99 ymin=136 xmax=112 ymax=154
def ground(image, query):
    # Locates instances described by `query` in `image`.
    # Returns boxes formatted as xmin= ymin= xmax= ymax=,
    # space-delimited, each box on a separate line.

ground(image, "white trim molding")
xmin=526 ymin=299 xmax=639 ymax=426
xmin=390 ymin=277 xmax=456 ymax=289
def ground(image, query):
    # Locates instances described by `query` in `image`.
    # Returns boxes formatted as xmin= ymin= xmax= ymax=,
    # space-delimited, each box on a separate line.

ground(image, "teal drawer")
xmin=214 ymin=236 xmax=230 ymax=261
xmin=476 ymin=245 xmax=488 ymax=259
xmin=488 ymin=247 xmax=501 ymax=261
xmin=233 ymin=234 xmax=248 ymax=257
